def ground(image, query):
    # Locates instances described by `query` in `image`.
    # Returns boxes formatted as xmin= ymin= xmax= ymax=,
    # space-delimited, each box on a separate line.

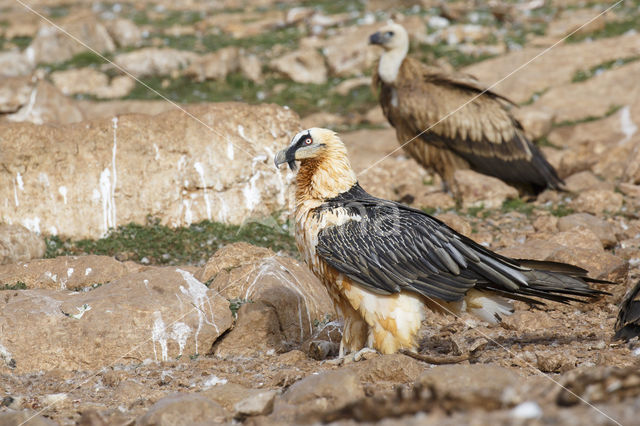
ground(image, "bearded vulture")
xmin=369 ymin=22 xmax=563 ymax=192
xmin=274 ymin=128 xmax=607 ymax=356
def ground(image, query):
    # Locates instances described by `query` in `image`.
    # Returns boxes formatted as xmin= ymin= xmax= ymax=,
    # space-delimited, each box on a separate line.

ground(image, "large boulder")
xmin=199 ymin=243 xmax=335 ymax=355
xmin=463 ymin=33 xmax=640 ymax=104
xmin=0 ymin=267 xmax=233 ymax=373
xmin=26 ymin=16 xmax=115 ymax=65
xmin=2 ymin=79 xmax=84 ymax=125
xmin=0 ymin=255 xmax=138 ymax=290
xmin=0 ymin=224 xmax=45 ymax=265
xmin=0 ymin=103 xmax=300 ymax=239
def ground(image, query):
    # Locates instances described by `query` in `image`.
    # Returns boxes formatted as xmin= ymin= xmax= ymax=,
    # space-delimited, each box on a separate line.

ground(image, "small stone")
xmin=137 ymin=393 xmax=229 ymax=425
xmin=558 ymin=213 xmax=617 ymax=248
xmin=184 ymin=47 xmax=240 ymax=82
xmin=569 ymin=190 xmax=624 ymax=215
xmin=234 ymin=390 xmax=277 ymax=417
xmin=435 ymin=212 xmax=472 ymax=238
xmin=564 ymin=171 xmax=612 ymax=193
xmin=105 ymin=18 xmax=142 ymax=48
xmin=453 ymin=169 xmax=518 ymax=209
xmin=536 ymin=351 xmax=575 ymax=373
xmin=513 ymin=106 xmax=555 ymax=140
xmin=271 ymin=49 xmax=327 ymax=84
xmin=511 ymin=401 xmax=543 ymax=419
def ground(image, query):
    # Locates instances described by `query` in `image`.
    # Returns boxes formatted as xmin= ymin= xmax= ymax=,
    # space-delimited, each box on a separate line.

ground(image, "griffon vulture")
xmin=369 ymin=22 xmax=563 ymax=192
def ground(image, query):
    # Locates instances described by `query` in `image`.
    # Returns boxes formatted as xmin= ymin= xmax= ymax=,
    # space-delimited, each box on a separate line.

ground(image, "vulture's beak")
xmin=274 ymin=148 xmax=297 ymax=171
xmin=369 ymin=31 xmax=383 ymax=45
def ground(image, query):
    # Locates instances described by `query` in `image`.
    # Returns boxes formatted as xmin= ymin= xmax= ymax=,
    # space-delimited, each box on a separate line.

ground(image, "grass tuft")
xmin=45 ymin=216 xmax=297 ymax=266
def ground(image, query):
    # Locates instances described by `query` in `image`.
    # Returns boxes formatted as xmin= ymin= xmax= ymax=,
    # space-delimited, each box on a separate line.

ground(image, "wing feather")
xmin=315 ymin=185 xmax=608 ymax=304
xmin=377 ymin=57 xmax=564 ymax=190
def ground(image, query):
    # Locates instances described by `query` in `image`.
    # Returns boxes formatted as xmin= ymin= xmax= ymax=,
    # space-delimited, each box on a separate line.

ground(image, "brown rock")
xmin=0 ymin=267 xmax=233 ymax=372
xmin=213 ymin=301 xmax=286 ymax=357
xmin=547 ymin=228 xmax=604 ymax=252
xmin=453 ymin=169 xmax=518 ymax=209
xmin=321 ymin=23 xmax=381 ymax=77
xmin=0 ymin=76 xmax=33 ymax=113
xmin=27 ymin=17 xmax=115 ymax=64
xmin=435 ymin=212 xmax=472 ymax=238
xmin=512 ymin=106 xmax=555 ymax=140
xmin=347 ymin=353 xmax=426 ymax=385
xmin=418 ymin=192 xmax=456 ymax=212
xmin=4 ymin=79 xmax=84 ymax=125
xmin=76 ymin=99 xmax=177 ymax=120
xmin=239 ymin=53 xmax=263 ymax=83
xmin=535 ymin=62 xmax=640 ymax=123
xmin=536 ymin=350 xmax=576 ymax=373
xmin=184 ymin=47 xmax=240 ymax=82
xmin=564 ymin=171 xmax=612 ymax=193
xmin=0 ymin=255 xmax=135 ymax=290
xmin=557 ymin=213 xmax=617 ymax=248
xmin=463 ymin=33 xmax=640 ymax=104
xmin=137 ymin=393 xmax=228 ymax=425
xmin=200 ymin=243 xmax=335 ymax=347
xmin=234 ymin=390 xmax=278 ymax=417
xmin=202 ymin=382 xmax=268 ymax=413
xmin=0 ymin=224 xmax=45 ymax=265
xmin=271 ymin=49 xmax=327 ymax=84
xmin=532 ymin=214 xmax=558 ymax=234
xmin=0 ymin=103 xmax=300 ymax=238
xmin=50 ymin=68 xmax=134 ymax=99
xmin=0 ymin=410 xmax=57 ymax=426
xmin=282 ymin=369 xmax=364 ymax=407
xmin=569 ymin=190 xmax=624 ymax=215
xmin=417 ymin=364 xmax=523 ymax=409
xmin=105 ymin=18 xmax=142 ymax=48
xmin=113 ymin=48 xmax=199 ymax=78
xmin=0 ymin=51 xmax=34 ymax=78
xmin=618 ymin=182 xmax=640 ymax=198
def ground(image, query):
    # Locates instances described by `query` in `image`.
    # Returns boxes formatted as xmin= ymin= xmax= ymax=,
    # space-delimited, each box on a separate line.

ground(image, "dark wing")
xmin=315 ymin=189 xmax=605 ymax=304
xmin=614 ymin=280 xmax=640 ymax=341
xmin=382 ymin=58 xmax=563 ymax=190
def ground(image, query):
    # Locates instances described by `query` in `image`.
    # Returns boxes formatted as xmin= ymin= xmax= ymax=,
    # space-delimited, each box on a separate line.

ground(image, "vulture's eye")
xmin=304 ymin=137 xmax=313 ymax=145
xmin=386 ymin=31 xmax=394 ymax=37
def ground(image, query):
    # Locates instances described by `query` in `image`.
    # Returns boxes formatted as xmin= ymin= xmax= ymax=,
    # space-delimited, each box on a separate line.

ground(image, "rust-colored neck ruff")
xmin=295 ymin=152 xmax=357 ymax=207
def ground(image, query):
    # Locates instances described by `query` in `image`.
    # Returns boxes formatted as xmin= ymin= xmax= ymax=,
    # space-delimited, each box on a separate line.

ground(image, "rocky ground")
xmin=2 ymin=0 xmax=640 ymax=425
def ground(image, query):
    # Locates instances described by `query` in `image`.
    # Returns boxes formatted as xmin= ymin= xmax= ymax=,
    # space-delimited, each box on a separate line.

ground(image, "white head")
xmin=369 ymin=22 xmax=409 ymax=84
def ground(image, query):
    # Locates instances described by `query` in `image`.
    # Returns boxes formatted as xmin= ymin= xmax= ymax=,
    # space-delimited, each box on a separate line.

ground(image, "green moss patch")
xmin=45 ymin=216 xmax=297 ymax=266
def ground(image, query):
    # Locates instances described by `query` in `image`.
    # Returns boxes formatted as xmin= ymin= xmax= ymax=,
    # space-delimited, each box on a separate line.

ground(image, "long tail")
xmin=476 ymin=258 xmax=612 ymax=306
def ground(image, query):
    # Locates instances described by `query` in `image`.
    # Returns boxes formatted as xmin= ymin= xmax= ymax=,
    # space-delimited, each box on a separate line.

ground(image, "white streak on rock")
xmin=238 ymin=124 xmax=251 ymax=142
xmin=216 ymin=194 xmax=229 ymax=222
xmin=38 ymin=173 xmax=50 ymax=187
xmin=203 ymin=375 xmax=227 ymax=388
xmin=176 ymin=268 xmax=218 ymax=354
xmin=153 ymin=143 xmax=160 ymax=160
xmin=242 ymin=172 xmax=262 ymax=211
xmin=227 ymin=141 xmax=234 ymax=160
xmin=0 ymin=342 xmax=14 ymax=368
xmin=58 ymin=186 xmax=68 ymax=205
xmin=22 ymin=217 xmax=41 ymax=234
xmin=85 ymin=267 xmax=92 ymax=276
xmin=99 ymin=168 xmax=116 ymax=234
xmin=152 ymin=311 xmax=168 ymax=361
xmin=16 ymin=172 xmax=24 ymax=191
xmin=172 ymin=322 xmax=192 ymax=356
xmin=13 ymin=178 xmax=19 ymax=207
xmin=620 ymin=106 xmax=638 ymax=141
xmin=67 ymin=268 xmax=74 ymax=278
